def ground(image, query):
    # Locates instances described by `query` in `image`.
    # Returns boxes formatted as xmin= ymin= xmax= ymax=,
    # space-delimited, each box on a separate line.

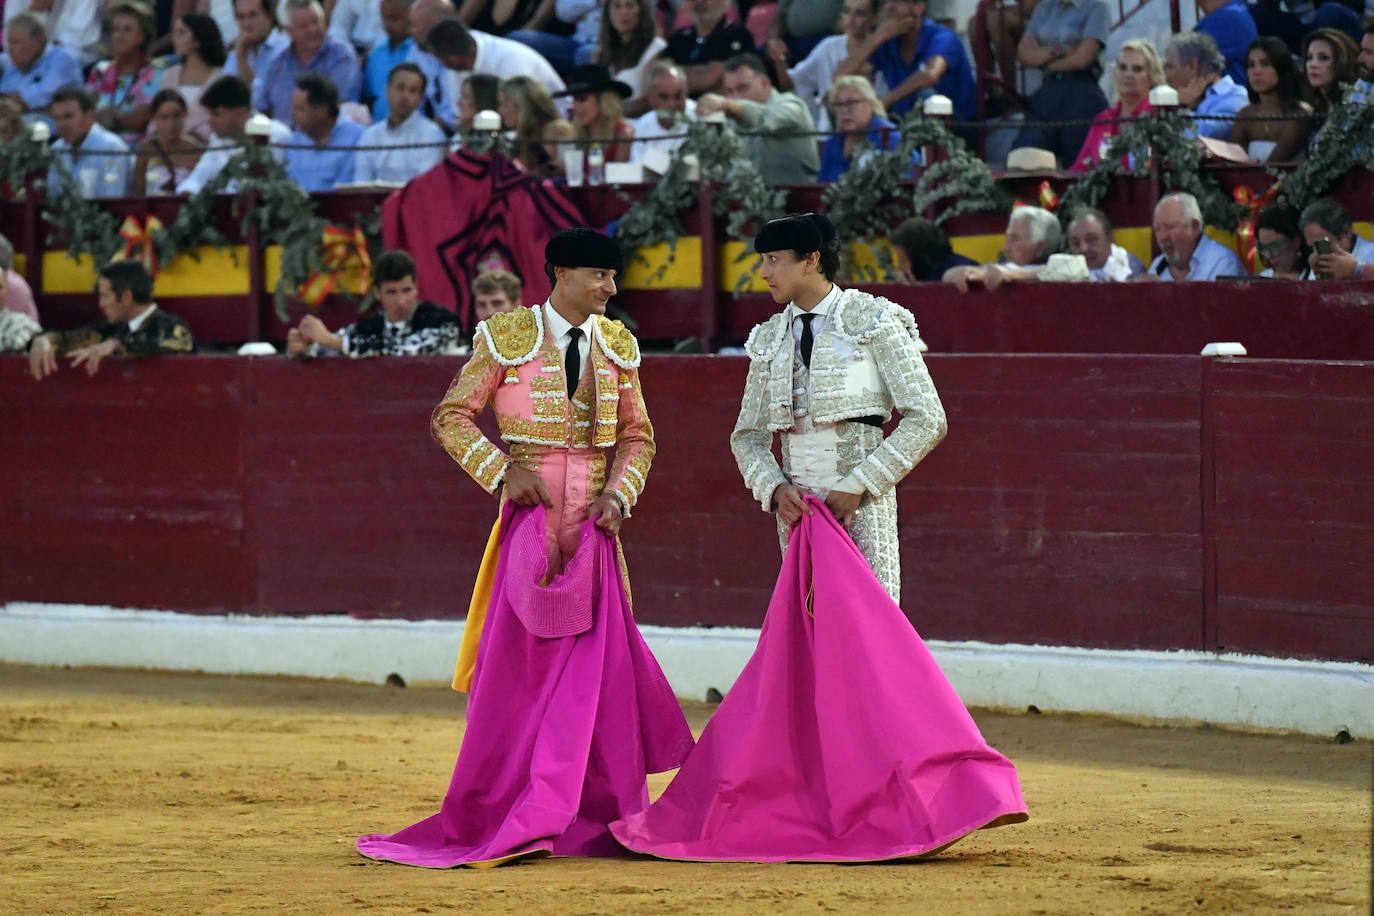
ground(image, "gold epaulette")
xmin=477 ymin=306 xmax=543 ymax=366
xmin=594 ymin=316 xmax=641 ymax=369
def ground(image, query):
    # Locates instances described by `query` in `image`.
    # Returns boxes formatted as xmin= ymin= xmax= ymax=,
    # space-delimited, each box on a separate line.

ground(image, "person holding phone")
xmin=1298 ymin=197 xmax=1374 ymax=280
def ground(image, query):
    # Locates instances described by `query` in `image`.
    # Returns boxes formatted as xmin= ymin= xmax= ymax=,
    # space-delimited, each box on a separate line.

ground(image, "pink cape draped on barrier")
xmin=356 ymin=504 xmax=693 ymax=868
xmin=610 ymin=496 xmax=1028 ymax=862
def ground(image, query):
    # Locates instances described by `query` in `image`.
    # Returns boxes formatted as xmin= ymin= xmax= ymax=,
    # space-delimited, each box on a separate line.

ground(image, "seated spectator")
xmin=1299 ymin=196 xmax=1374 ymax=279
xmin=1165 ymin=32 xmax=1247 ymax=140
xmin=1351 ymin=16 xmax=1374 ymax=103
xmin=407 ymin=0 xmax=460 ymax=130
xmin=133 ymin=89 xmax=206 ymax=195
xmin=559 ymin=64 xmax=635 ymax=162
xmin=457 ymin=72 xmax=501 ymax=130
xmin=3 ymin=0 xmax=103 ymax=65
xmin=770 ymin=0 xmax=886 ymax=126
xmin=0 ymin=232 xmax=40 ymax=322
xmin=456 ymin=0 xmax=553 ymax=36
xmin=594 ymin=0 xmax=667 ymax=102
xmin=426 ymin=17 xmax=566 ymax=111
xmin=969 ymin=0 xmax=1041 ymax=114
xmin=770 ymin=0 xmax=844 ymax=62
xmin=1250 ymin=2 xmax=1362 ymax=59
xmin=1069 ymin=38 xmax=1163 ymax=173
xmin=0 ymin=12 xmax=83 ymax=123
xmin=177 ymin=75 xmax=293 ymax=194
xmin=943 ymin=205 xmax=1060 ymax=289
xmin=86 ymin=1 xmax=165 ymax=144
xmin=0 ymin=97 xmax=24 ymax=141
xmin=1230 ymin=36 xmax=1312 ymax=162
xmin=817 ymin=75 xmax=901 ymax=182
xmin=252 ymin=0 xmax=362 ymax=128
xmin=540 ymin=118 xmax=577 ymax=177
xmin=287 ymin=249 xmax=463 ymax=357
xmin=225 ymin=0 xmax=290 ymax=88
xmin=1009 ymin=0 xmax=1109 ymax=167
xmin=162 ymin=13 xmax=229 ymax=142
xmin=364 ymin=0 xmax=417 ymax=121
xmin=697 ymin=53 xmax=819 ymax=184
xmin=1145 ymin=191 xmax=1245 ymax=281
xmin=28 ymin=260 xmax=194 ymax=380
xmin=1302 ymin=27 xmax=1358 ymax=119
xmin=354 ymin=63 xmax=448 ymax=184
xmin=837 ymin=0 xmax=976 ymax=126
xmin=661 ymin=0 xmax=756 ymax=97
xmin=1253 ymin=204 xmax=1311 ymax=278
xmin=890 ymin=215 xmax=974 ymax=281
xmin=508 ymin=0 xmax=600 ymax=74
xmin=1196 ymin=0 xmax=1257 ymax=85
xmin=48 ymin=87 xmax=134 ymax=198
xmin=472 ymin=267 xmax=523 ymax=320
xmin=498 ymin=74 xmax=564 ymax=173
xmin=329 ymin=0 xmax=387 ymax=52
xmin=1067 ymin=207 xmax=1144 ymax=281
xmin=627 ymin=60 xmax=696 ymax=163
xmin=284 ymin=73 xmax=366 ymax=191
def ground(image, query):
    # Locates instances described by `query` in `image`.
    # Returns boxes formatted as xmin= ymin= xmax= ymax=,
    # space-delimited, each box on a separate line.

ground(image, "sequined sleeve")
xmin=46 ymin=324 xmax=108 ymax=354
xmin=845 ymin=310 xmax=947 ymax=498
xmin=430 ymin=336 xmax=509 ymax=494
xmin=603 ymin=366 xmax=654 ymax=518
xmin=730 ymin=355 xmax=788 ymax=512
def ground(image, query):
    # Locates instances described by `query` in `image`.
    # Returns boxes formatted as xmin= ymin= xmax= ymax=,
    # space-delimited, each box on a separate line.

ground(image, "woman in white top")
xmin=592 ymin=0 xmax=665 ymax=101
xmin=1229 ymin=36 xmax=1311 ymax=164
xmin=767 ymin=0 xmax=886 ymax=126
xmin=133 ymin=89 xmax=205 ymax=196
xmin=159 ymin=12 xmax=227 ymax=143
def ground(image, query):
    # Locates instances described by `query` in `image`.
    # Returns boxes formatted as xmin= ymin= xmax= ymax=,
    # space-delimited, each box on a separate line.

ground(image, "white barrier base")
xmin=2 ymin=602 xmax=1371 ymax=739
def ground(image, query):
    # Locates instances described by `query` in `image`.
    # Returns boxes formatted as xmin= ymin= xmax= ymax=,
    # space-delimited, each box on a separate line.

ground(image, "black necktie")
xmin=565 ymin=327 xmax=583 ymax=398
xmin=797 ymin=313 xmax=815 ymax=369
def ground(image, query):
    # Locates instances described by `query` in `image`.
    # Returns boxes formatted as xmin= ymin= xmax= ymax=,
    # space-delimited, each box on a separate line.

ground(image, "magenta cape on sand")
xmin=356 ymin=504 xmax=693 ymax=868
xmin=610 ymin=497 xmax=1028 ymax=863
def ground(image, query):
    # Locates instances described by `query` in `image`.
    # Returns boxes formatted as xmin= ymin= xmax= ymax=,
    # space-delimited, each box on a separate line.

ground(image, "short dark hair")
xmin=51 ymin=86 xmax=95 ymax=112
xmin=1255 ymin=204 xmax=1300 ymax=239
xmin=387 ymin=61 xmax=427 ymax=91
xmin=427 ymin=19 xmax=475 ymax=57
xmin=1299 ymin=197 xmax=1352 ymax=238
xmin=99 ymin=259 xmax=155 ymax=304
xmin=1068 ymin=206 xmax=1113 ymax=235
xmin=372 ymin=250 xmax=416 ymax=287
xmin=890 ymin=217 xmax=952 ymax=281
xmin=295 ymin=72 xmax=340 ymax=120
xmin=234 ymin=0 xmax=277 ymax=19
xmin=723 ymin=52 xmax=769 ymax=77
xmin=149 ymin=87 xmax=189 ymax=117
xmin=1365 ymin=15 xmax=1374 ymax=38
xmin=181 ymin=12 xmax=228 ymax=67
xmin=202 ymin=75 xmax=252 ymax=111
xmin=466 ymin=73 xmax=501 ymax=113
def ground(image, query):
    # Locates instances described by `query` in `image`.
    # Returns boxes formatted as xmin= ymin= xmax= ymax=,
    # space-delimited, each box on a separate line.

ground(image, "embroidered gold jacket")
xmin=431 ymin=305 xmax=653 ymax=513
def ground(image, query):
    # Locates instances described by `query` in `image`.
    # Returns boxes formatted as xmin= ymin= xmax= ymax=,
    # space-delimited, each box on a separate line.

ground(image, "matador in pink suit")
xmin=357 ymin=228 xmax=692 ymax=869
xmin=612 ymin=213 xmax=1028 ymax=863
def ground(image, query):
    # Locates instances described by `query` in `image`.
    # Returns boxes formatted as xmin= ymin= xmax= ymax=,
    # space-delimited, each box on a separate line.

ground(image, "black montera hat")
xmin=546 ymin=227 xmax=623 ymax=272
xmin=754 ymin=212 xmax=837 ymax=254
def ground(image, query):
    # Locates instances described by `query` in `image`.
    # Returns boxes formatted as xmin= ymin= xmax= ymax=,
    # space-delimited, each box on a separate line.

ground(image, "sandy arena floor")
xmin=0 ymin=663 xmax=1369 ymax=915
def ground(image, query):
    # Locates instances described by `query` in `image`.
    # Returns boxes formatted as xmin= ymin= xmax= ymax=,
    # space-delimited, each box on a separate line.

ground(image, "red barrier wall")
xmin=2 ymin=354 xmax=1371 ymax=663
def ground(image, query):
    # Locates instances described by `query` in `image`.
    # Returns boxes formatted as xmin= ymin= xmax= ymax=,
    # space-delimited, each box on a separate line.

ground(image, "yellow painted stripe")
xmin=42 ymin=246 xmax=252 ymax=295
xmin=1116 ymin=226 xmax=1153 ymax=265
xmin=949 ymin=233 xmax=1004 ymax=266
xmin=720 ymin=241 xmax=767 ymax=293
xmin=621 ymin=237 xmax=702 ymax=290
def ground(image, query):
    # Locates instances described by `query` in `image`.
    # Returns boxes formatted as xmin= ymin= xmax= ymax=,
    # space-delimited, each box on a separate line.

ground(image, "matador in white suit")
xmin=730 ymin=213 xmax=947 ymax=600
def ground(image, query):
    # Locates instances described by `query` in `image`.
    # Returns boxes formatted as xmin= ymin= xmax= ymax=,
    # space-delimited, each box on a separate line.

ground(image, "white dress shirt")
xmin=126 ymin=304 xmax=159 ymax=333
xmin=328 ymin=0 xmax=386 ymax=50
xmin=543 ymin=301 xmax=596 ymax=389
xmin=352 ymin=109 xmax=448 ymax=185
xmin=444 ymin=31 xmax=566 ymax=122
xmin=628 ymin=100 xmax=696 ymax=164
xmin=176 ymin=116 xmax=293 ymax=195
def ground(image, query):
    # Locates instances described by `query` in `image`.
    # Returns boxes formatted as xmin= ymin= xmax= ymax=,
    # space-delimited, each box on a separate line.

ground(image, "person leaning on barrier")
xmin=1067 ymin=207 xmax=1144 ymax=281
xmin=890 ymin=216 xmax=975 ymax=282
xmin=353 ymin=62 xmax=448 ymax=185
xmin=0 ymin=11 xmax=83 ymax=122
xmin=1163 ymin=31 xmax=1247 ymax=141
xmin=1299 ymin=196 xmax=1374 ymax=280
xmin=287 ymin=250 xmax=463 ymax=358
xmin=942 ymin=206 xmax=1060 ymax=291
xmin=1140 ymin=191 xmax=1244 ymax=282
xmin=472 ymin=268 xmax=522 ymax=322
xmin=696 ymin=52 xmax=819 ymax=185
xmin=27 ymin=260 xmax=194 ymax=381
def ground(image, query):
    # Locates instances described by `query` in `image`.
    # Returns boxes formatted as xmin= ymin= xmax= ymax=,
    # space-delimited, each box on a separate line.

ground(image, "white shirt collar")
xmin=787 ymin=283 xmax=840 ymax=322
xmin=542 ymin=300 xmax=596 ymax=344
xmin=126 ymin=303 xmax=158 ymax=332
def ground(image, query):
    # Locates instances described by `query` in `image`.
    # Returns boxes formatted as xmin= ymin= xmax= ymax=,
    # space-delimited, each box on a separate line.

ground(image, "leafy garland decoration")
xmin=1274 ymin=95 xmax=1374 ymax=209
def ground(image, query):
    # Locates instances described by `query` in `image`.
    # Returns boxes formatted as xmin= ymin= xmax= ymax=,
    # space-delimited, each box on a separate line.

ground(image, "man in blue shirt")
xmin=1349 ymin=17 xmax=1374 ymax=104
xmin=252 ymin=0 xmax=362 ymax=127
xmin=362 ymin=0 xmax=415 ymax=121
xmin=836 ymin=0 xmax=975 ymax=122
xmin=1147 ymin=192 xmax=1244 ymax=281
xmin=285 ymin=73 xmax=364 ymax=191
xmin=47 ymin=86 xmax=133 ymax=199
xmin=1165 ymin=32 xmax=1248 ymax=140
xmin=1195 ymin=0 xmax=1257 ymax=86
xmin=0 ymin=12 xmax=83 ymax=123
